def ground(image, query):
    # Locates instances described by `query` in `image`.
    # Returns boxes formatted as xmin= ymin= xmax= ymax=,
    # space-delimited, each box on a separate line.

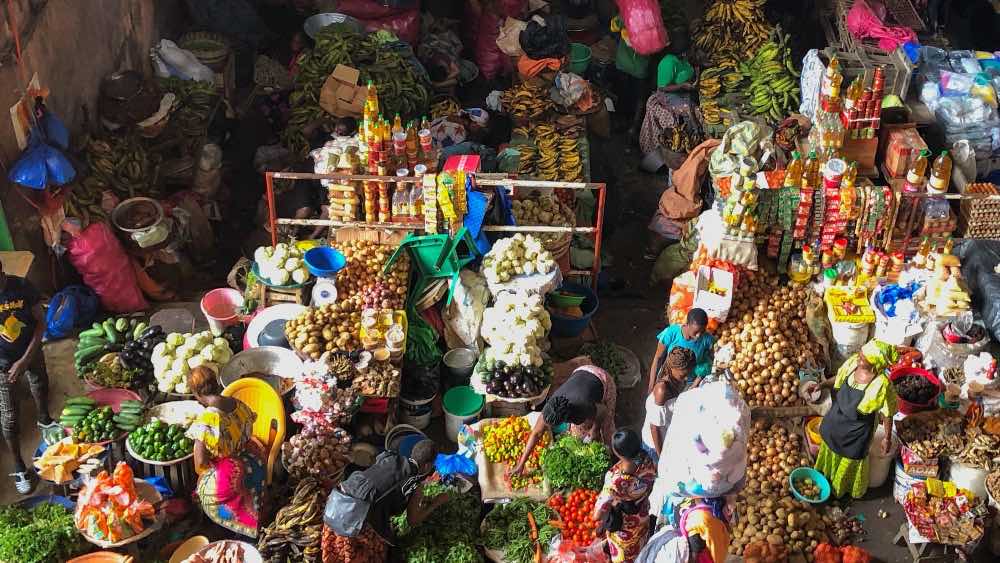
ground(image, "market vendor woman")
xmin=511 ymin=365 xmax=617 ymax=476
xmin=186 ymin=366 xmax=265 ymax=537
xmin=649 ymin=308 xmax=714 ymax=392
xmin=811 ymin=340 xmax=898 ymax=499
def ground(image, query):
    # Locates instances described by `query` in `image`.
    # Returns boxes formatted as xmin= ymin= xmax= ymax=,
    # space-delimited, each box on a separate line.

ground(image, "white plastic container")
xmin=867 ymin=424 xmax=898 ymax=489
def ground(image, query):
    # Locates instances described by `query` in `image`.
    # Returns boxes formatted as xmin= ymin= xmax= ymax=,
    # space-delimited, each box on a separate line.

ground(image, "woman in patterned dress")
xmin=186 ymin=366 xmax=265 ymax=537
xmin=594 ymin=429 xmax=657 ymax=562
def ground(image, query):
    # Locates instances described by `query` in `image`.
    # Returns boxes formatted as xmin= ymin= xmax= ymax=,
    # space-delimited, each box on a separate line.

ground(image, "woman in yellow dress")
xmin=185 ymin=366 xmax=265 ymax=537
xmin=812 ymin=340 xmax=898 ymax=499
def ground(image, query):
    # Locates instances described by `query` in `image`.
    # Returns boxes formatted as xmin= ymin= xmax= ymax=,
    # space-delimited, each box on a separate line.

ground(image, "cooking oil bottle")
xmin=784 ymin=151 xmax=804 ymax=187
xmin=392 ymin=113 xmax=404 ymax=136
xmin=928 ymin=150 xmax=952 ymax=194
xmin=803 ymin=150 xmax=821 ymax=189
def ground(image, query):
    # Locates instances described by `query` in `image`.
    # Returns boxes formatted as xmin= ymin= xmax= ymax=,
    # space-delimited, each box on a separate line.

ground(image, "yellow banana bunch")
xmin=694 ymin=0 xmax=773 ymax=65
xmin=515 ymin=124 xmax=583 ymax=182
xmin=501 ymin=84 xmax=554 ymax=120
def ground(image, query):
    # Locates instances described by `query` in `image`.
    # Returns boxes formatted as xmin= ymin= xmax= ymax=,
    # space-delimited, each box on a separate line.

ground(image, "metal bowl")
xmin=218 ymin=346 xmax=302 ymax=395
xmin=304 ymin=13 xmax=364 ymax=39
xmin=111 ymin=197 xmax=164 ymax=233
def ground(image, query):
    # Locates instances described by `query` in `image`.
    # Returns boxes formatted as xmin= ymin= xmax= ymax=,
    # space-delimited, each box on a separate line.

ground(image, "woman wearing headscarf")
xmin=510 ymin=365 xmax=617 ymax=476
xmin=811 ymin=340 xmax=899 ymax=499
xmin=594 ymin=429 xmax=657 ymax=562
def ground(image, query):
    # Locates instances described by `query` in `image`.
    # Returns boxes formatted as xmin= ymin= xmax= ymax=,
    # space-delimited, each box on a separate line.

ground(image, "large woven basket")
xmin=178 ymin=32 xmax=231 ymax=70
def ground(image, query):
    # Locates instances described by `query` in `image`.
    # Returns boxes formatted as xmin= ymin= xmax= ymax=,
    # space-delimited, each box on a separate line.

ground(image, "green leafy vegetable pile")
xmin=580 ymin=340 xmax=627 ymax=383
xmin=391 ymin=483 xmax=482 ymax=563
xmin=482 ymin=497 xmax=558 ymax=563
xmin=540 ymin=434 xmax=611 ymax=491
xmin=0 ymin=502 xmax=84 ymax=563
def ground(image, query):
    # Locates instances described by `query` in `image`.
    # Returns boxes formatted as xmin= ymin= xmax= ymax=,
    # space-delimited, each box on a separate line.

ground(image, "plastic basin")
xmin=568 ymin=43 xmax=592 ymax=74
xmin=889 ymin=366 xmax=942 ymax=415
xmin=548 ymin=288 xmax=586 ymax=309
xmin=548 ymin=281 xmax=599 ymax=338
xmin=304 ymin=247 xmax=346 ymax=278
xmin=789 ymin=467 xmax=831 ymax=504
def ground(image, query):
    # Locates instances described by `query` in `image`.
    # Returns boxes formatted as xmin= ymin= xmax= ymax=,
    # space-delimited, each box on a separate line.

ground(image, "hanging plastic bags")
xmin=8 ymin=130 xmax=76 ymax=190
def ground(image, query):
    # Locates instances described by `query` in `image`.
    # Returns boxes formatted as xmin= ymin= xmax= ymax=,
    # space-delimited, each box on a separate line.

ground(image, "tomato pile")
xmin=549 ymin=489 xmax=600 ymax=545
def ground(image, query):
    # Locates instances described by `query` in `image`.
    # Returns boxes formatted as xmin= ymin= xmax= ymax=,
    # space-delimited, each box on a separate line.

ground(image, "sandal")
xmin=38 ymin=421 xmax=64 ymax=446
xmin=10 ymin=471 xmax=36 ymax=495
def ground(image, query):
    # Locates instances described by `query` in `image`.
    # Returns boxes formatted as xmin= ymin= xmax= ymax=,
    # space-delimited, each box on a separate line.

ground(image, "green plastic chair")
xmin=385 ymin=228 xmax=481 ymax=305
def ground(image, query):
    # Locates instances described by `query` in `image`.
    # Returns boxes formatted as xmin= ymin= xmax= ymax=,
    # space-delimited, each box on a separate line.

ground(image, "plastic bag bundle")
xmin=614 ymin=0 xmax=669 ymax=55
xmin=66 ymin=222 xmax=148 ymax=313
xmin=44 ymin=285 xmax=99 ymax=340
xmin=8 ymin=131 xmax=76 ymax=190
xmin=519 ymin=16 xmax=569 ymax=60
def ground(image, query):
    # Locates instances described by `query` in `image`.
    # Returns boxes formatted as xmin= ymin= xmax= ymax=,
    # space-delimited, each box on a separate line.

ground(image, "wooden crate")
xmin=822 ymin=47 xmax=914 ymax=100
xmin=833 ymin=0 xmax=924 ymax=57
xmin=842 ymin=137 xmax=879 ymax=176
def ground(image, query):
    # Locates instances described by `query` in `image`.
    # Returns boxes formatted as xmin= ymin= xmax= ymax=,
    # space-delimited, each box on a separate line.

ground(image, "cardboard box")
xmin=693 ymin=266 xmax=734 ymax=322
xmin=884 ymin=127 xmax=928 ymax=179
xmin=319 ymin=65 xmax=366 ymax=118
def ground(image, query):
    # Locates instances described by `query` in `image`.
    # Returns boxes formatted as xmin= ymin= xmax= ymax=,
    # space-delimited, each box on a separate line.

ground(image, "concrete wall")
xmin=0 ymin=0 xmax=185 ymax=291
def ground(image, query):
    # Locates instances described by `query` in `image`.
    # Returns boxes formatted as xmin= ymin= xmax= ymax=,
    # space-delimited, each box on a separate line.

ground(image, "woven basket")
xmin=178 ymin=32 xmax=231 ymax=70
xmin=254 ymin=55 xmax=294 ymax=92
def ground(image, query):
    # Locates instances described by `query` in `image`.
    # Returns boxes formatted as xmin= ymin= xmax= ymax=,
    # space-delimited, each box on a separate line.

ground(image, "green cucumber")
xmin=62 ymin=406 xmax=92 ymax=417
xmin=75 ymin=344 xmax=107 ymax=364
xmin=103 ymin=320 xmax=120 ymax=345
xmin=114 ymin=412 xmax=142 ymax=425
xmin=120 ymin=400 xmax=144 ymax=409
xmin=65 ymin=396 xmax=97 ymax=407
xmin=92 ymin=322 xmax=103 ymax=330
xmin=79 ymin=327 xmax=105 ymax=339
xmin=78 ymin=337 xmax=108 ymax=349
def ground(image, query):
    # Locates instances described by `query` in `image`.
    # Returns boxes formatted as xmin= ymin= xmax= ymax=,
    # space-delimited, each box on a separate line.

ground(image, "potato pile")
xmin=286 ymin=301 xmax=363 ymax=359
xmin=731 ymin=419 xmax=831 ymax=561
xmin=715 ymin=273 xmax=824 ymax=407
xmin=332 ymin=241 xmax=410 ymax=310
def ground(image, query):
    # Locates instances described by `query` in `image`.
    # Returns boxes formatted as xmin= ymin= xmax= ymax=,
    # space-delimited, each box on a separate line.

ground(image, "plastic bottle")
xmin=928 ymin=150 xmax=952 ymax=194
xmin=784 ymin=151 xmax=803 ymax=187
xmin=366 ymin=80 xmax=379 ymax=116
xmin=421 ymin=116 xmax=431 ymax=131
xmin=392 ymin=113 xmax=404 ymax=136
xmin=906 ymin=149 xmax=931 ymax=187
xmin=803 ymin=150 xmax=820 ymax=188
xmin=844 ymin=76 xmax=864 ymax=110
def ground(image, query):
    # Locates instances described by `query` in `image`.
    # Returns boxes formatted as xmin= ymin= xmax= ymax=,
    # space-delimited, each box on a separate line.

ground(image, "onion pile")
xmin=333 ymin=241 xmax=410 ymax=309
xmin=731 ymin=419 xmax=831 ymax=561
xmin=716 ymin=273 xmax=824 ymax=407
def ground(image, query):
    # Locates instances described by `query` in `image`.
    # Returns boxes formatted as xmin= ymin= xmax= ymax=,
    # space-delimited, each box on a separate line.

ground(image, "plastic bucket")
xmin=549 ymin=281 xmax=599 ymax=338
xmin=889 ymin=366 xmax=942 ymax=415
xmin=868 ymin=424 xmax=897 ymax=488
xmin=443 ymin=348 xmax=478 ymax=386
xmin=304 ymin=247 xmax=346 ymax=278
xmin=385 ymin=424 xmax=427 ymax=455
xmin=200 ymin=288 xmax=244 ymax=336
xmin=568 ymin=43 xmax=592 ymax=74
xmin=893 ymin=461 xmax=927 ymax=504
xmin=443 ymin=386 xmax=485 ymax=442
xmin=949 ymin=461 xmax=988 ymax=499
xmin=399 ymin=393 xmax=435 ymax=430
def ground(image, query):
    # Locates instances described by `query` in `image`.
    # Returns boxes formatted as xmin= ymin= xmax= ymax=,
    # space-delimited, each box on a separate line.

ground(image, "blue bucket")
xmin=304 ymin=247 xmax=347 ymax=278
xmin=548 ymin=281 xmax=599 ymax=338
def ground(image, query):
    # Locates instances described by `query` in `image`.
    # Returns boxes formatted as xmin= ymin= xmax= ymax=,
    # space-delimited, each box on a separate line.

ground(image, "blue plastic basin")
xmin=304 ymin=247 xmax=347 ymax=278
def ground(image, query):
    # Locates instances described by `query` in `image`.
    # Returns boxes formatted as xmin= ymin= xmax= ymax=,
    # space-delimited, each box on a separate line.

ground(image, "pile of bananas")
xmin=513 ymin=124 xmax=583 ymax=182
xmin=501 ymin=83 xmax=554 ymax=120
xmin=81 ymin=136 xmax=158 ymax=200
xmin=258 ymin=477 xmax=325 ymax=562
xmin=666 ymin=125 xmax=702 ymax=153
xmin=285 ymin=28 xmax=430 ymax=155
xmin=430 ymin=97 xmax=460 ymax=119
xmin=63 ymin=180 xmax=106 ymax=227
xmin=693 ymin=0 xmax=772 ymax=65
xmin=159 ymin=77 xmax=217 ymax=153
xmin=741 ymin=27 xmax=801 ymax=122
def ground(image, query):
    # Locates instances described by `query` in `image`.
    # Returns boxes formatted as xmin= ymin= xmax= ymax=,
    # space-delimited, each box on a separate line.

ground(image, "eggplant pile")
xmin=482 ymin=361 xmax=552 ymax=399
xmin=119 ymin=325 xmax=166 ymax=377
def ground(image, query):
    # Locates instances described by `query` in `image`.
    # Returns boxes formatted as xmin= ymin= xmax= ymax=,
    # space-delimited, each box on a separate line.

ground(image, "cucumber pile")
xmin=128 ymin=419 xmax=194 ymax=462
xmin=75 ymin=317 xmax=150 ymax=371
xmin=59 ymin=396 xmax=146 ymax=443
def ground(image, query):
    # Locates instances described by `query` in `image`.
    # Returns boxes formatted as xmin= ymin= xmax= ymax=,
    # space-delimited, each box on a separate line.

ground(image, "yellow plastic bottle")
xmin=366 ymin=80 xmax=379 ymax=115
xmin=784 ymin=151 xmax=803 ymax=188
xmin=392 ymin=113 xmax=404 ymax=136
xmin=803 ymin=150 xmax=820 ymax=188
xmin=907 ymin=149 xmax=931 ymax=186
xmin=844 ymin=76 xmax=864 ymax=110
xmin=928 ymin=150 xmax=952 ymax=193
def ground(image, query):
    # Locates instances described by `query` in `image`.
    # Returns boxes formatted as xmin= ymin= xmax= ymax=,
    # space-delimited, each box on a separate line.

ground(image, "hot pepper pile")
xmin=481 ymin=416 xmax=550 ymax=489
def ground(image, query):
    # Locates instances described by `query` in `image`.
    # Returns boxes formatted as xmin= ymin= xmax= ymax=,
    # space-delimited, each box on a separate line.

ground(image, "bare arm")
xmin=406 ymin=485 xmax=448 ymax=527
xmin=648 ymin=342 xmax=666 ymax=393
xmin=8 ymin=304 xmax=44 ymax=383
xmin=193 ymin=440 xmax=211 ymax=474
xmin=880 ymin=416 xmax=893 ymax=455
xmin=512 ymin=416 xmax=548 ymax=475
